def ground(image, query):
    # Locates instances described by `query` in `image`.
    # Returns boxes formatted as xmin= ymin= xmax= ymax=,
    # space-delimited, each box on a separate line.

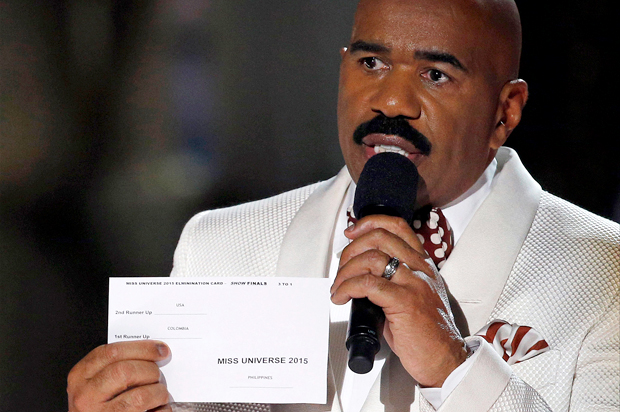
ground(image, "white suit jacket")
xmin=170 ymin=148 xmax=619 ymax=412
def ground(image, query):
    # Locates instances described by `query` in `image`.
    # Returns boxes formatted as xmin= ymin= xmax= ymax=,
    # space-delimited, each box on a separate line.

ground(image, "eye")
xmin=423 ymin=69 xmax=450 ymax=84
xmin=359 ymin=56 xmax=388 ymax=71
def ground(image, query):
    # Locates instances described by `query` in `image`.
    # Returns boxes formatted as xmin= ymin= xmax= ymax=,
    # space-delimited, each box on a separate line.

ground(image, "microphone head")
xmin=353 ymin=152 xmax=419 ymax=224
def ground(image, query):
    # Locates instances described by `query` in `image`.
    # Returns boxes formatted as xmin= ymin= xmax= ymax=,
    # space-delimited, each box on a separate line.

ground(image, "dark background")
xmin=0 ymin=1 xmax=617 ymax=410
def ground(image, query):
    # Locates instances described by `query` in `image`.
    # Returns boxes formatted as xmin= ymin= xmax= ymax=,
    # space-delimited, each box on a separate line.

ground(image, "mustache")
xmin=352 ymin=115 xmax=432 ymax=155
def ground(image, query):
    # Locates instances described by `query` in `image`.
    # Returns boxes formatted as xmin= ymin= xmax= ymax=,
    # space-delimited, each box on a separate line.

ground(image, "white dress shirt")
xmin=328 ymin=158 xmax=498 ymax=412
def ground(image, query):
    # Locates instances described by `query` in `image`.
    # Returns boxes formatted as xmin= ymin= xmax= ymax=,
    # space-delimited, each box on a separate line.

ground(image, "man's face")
xmin=338 ymin=0 xmax=511 ymax=207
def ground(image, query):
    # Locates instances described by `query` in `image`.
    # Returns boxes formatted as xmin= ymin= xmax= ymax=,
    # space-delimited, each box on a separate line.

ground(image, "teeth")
xmin=374 ymin=144 xmax=410 ymax=156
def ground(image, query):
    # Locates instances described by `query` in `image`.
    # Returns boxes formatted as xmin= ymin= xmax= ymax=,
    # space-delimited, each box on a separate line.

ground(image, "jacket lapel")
xmin=275 ymin=167 xmax=352 ymax=279
xmin=439 ymin=148 xmax=542 ymax=333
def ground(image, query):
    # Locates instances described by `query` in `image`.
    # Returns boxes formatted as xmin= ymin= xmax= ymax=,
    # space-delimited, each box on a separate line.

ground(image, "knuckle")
xmin=361 ymin=273 xmax=378 ymax=289
xmin=128 ymin=389 xmax=148 ymax=408
xmin=102 ymin=343 xmax=122 ymax=363
xmin=372 ymin=227 xmax=390 ymax=239
xmin=90 ymin=343 xmax=108 ymax=358
xmin=366 ymin=249 xmax=385 ymax=264
xmin=395 ymin=218 xmax=410 ymax=231
xmin=67 ymin=371 xmax=91 ymax=411
xmin=110 ymin=361 xmax=137 ymax=384
xmin=120 ymin=384 xmax=168 ymax=411
xmin=113 ymin=397 xmax=133 ymax=412
xmin=340 ymin=248 xmax=352 ymax=264
xmin=70 ymin=389 xmax=91 ymax=412
xmin=67 ymin=364 xmax=81 ymax=389
xmin=375 ymin=276 xmax=392 ymax=293
xmin=155 ymin=383 xmax=171 ymax=404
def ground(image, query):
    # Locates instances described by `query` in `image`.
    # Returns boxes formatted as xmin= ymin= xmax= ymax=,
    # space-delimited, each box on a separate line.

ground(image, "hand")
xmin=330 ymin=215 xmax=467 ymax=387
xmin=67 ymin=340 xmax=172 ymax=412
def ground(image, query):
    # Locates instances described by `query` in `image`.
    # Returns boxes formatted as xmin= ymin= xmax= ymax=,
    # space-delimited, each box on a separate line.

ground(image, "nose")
xmin=370 ymin=69 xmax=421 ymax=119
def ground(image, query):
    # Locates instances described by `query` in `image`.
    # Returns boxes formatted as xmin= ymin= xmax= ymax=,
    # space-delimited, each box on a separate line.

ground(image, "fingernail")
xmin=345 ymin=221 xmax=355 ymax=231
xmin=156 ymin=343 xmax=169 ymax=358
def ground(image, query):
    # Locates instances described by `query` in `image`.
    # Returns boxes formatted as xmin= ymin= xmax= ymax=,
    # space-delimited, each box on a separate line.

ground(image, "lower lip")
xmin=363 ymin=145 xmax=424 ymax=163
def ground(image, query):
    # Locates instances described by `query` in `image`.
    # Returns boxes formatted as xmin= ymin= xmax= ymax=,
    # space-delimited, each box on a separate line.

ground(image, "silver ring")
xmin=382 ymin=257 xmax=400 ymax=280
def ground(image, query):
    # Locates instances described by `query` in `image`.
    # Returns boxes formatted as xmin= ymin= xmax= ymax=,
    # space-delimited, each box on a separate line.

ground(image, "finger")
xmin=340 ymin=228 xmax=432 ymax=277
xmin=85 ymin=360 xmax=164 ymax=402
xmin=331 ymin=270 xmax=402 ymax=306
xmin=72 ymin=341 xmax=170 ymax=382
xmin=332 ymin=267 xmax=432 ymax=308
xmin=345 ymin=215 xmax=424 ymax=254
xmin=331 ymin=249 xmax=391 ymax=293
xmin=69 ymin=360 xmax=164 ymax=411
xmin=107 ymin=382 xmax=170 ymax=412
xmin=340 ymin=226 xmax=412 ymax=267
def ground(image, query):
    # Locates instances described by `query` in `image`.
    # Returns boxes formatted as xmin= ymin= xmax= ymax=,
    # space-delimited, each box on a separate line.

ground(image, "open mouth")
xmin=373 ymin=144 xmax=411 ymax=156
xmin=360 ymin=134 xmax=427 ymax=163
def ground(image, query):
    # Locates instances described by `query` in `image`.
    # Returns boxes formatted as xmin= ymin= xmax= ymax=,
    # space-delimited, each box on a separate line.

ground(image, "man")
xmin=67 ymin=0 xmax=619 ymax=411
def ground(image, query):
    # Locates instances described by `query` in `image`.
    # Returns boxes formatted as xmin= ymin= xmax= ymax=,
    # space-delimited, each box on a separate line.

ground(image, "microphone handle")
xmin=345 ymin=204 xmax=400 ymax=374
xmin=346 ymin=298 xmax=385 ymax=374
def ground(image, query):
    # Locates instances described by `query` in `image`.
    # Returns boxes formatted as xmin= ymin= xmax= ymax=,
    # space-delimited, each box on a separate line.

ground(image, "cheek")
xmin=426 ymin=99 xmax=495 ymax=161
xmin=336 ymin=89 xmax=356 ymax=152
xmin=337 ymin=109 xmax=360 ymax=182
xmin=416 ymin=102 xmax=496 ymax=205
xmin=338 ymin=63 xmax=375 ymax=121
xmin=337 ymin=69 xmax=373 ymax=182
xmin=337 ymin=77 xmax=356 ymax=137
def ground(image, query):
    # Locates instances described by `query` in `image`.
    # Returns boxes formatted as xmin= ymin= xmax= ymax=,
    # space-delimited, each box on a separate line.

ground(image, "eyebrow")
xmin=349 ymin=40 xmax=390 ymax=54
xmin=414 ymin=50 xmax=468 ymax=72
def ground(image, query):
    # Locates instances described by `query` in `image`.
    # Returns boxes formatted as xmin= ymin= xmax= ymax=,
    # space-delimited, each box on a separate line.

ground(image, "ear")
xmin=490 ymin=79 xmax=528 ymax=149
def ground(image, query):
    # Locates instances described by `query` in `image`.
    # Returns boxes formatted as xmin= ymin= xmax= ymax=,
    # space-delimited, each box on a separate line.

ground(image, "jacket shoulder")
xmin=518 ymin=191 xmax=619 ymax=292
xmin=171 ymin=181 xmax=323 ymax=278
xmin=495 ymin=191 xmax=619 ymax=324
xmin=536 ymin=191 xmax=619 ymax=250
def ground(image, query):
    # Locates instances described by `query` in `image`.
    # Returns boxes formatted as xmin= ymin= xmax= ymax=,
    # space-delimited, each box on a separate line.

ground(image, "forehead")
xmin=352 ymin=0 xmax=490 ymax=64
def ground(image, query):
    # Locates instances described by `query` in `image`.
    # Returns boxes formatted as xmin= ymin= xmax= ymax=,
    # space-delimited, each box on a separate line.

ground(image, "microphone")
xmin=346 ymin=152 xmax=419 ymax=374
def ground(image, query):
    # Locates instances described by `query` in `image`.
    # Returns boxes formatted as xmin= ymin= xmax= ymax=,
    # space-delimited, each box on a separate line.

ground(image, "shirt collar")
xmin=441 ymin=158 xmax=497 ymax=245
